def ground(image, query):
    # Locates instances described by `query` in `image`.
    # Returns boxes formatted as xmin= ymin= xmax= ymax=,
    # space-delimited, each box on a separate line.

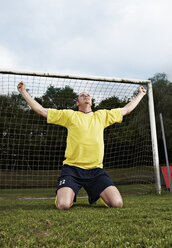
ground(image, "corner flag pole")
xmin=159 ymin=113 xmax=172 ymax=192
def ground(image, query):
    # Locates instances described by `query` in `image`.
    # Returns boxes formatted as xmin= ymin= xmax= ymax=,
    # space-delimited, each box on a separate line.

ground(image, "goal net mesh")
xmin=0 ymin=72 xmax=155 ymax=198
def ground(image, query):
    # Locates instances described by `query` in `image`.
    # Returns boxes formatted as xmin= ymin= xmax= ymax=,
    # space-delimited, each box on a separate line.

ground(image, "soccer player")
xmin=17 ymin=82 xmax=146 ymax=209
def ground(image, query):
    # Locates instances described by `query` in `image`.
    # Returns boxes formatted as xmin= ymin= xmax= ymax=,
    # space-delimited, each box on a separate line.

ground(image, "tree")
xmin=95 ymin=96 xmax=126 ymax=110
xmin=0 ymin=93 xmax=30 ymax=170
xmin=35 ymin=85 xmax=78 ymax=109
xmin=149 ymin=73 xmax=172 ymax=164
xmin=0 ymin=85 xmax=79 ymax=170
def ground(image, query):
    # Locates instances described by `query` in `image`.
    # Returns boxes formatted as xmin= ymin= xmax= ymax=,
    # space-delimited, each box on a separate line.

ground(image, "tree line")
xmin=0 ymin=73 xmax=171 ymax=170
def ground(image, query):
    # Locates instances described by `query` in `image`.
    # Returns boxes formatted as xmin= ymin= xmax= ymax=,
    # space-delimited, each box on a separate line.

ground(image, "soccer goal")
xmin=0 ymin=70 xmax=161 ymax=198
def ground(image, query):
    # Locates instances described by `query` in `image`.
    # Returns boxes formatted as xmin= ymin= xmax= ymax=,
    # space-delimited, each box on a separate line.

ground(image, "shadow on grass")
xmin=0 ymin=201 xmax=107 ymax=211
xmin=72 ymin=203 xmax=106 ymax=209
xmin=0 ymin=204 xmax=53 ymax=211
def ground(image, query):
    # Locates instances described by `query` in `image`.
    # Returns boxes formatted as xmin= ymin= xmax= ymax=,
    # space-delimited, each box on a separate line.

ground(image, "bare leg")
xmin=100 ymin=186 xmax=123 ymax=208
xmin=56 ymin=187 xmax=75 ymax=210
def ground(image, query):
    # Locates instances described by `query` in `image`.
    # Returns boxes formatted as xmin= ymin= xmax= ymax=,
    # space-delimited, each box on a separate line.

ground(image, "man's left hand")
xmin=139 ymin=86 xmax=146 ymax=95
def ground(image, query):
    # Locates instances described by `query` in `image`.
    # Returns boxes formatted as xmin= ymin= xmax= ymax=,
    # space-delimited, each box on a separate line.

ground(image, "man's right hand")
xmin=17 ymin=81 xmax=26 ymax=93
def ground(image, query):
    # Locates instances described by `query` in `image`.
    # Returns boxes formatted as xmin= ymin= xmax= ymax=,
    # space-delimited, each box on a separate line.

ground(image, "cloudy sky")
xmin=0 ymin=0 xmax=172 ymax=81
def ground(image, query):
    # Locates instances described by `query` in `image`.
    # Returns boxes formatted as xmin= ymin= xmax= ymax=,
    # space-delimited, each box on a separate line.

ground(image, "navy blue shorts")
xmin=57 ymin=165 xmax=115 ymax=203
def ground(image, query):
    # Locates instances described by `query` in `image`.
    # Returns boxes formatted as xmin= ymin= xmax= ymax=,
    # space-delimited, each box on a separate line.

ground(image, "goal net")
xmin=0 ymin=70 xmax=160 ymax=198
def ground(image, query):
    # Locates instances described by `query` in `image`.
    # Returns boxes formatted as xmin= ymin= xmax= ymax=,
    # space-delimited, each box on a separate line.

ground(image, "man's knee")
xmin=56 ymin=187 xmax=74 ymax=210
xmin=110 ymin=199 xmax=123 ymax=208
xmin=57 ymin=200 xmax=72 ymax=210
xmin=100 ymin=186 xmax=123 ymax=208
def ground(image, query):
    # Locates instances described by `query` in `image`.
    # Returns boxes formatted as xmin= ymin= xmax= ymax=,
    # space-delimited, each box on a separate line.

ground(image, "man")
xmin=17 ymin=81 xmax=146 ymax=209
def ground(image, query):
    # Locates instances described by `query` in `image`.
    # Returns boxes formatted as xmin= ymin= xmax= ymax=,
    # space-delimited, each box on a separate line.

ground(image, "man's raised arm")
xmin=17 ymin=81 xmax=48 ymax=118
xmin=121 ymin=86 xmax=146 ymax=116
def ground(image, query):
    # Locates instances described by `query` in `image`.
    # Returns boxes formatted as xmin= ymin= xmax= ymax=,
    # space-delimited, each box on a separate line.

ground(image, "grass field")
xmin=0 ymin=192 xmax=172 ymax=248
xmin=0 ymin=166 xmax=154 ymax=190
xmin=0 ymin=184 xmax=156 ymax=200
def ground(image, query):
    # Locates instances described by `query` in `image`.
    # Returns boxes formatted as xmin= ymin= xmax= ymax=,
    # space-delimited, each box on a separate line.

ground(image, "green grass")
xmin=0 ymin=193 xmax=172 ymax=248
xmin=0 ymin=184 xmax=156 ymax=199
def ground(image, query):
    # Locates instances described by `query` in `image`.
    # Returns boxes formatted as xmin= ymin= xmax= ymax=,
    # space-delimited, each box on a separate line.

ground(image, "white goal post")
xmin=0 ymin=69 xmax=161 ymax=197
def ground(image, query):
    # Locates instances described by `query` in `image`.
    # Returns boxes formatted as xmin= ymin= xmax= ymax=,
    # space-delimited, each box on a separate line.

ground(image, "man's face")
xmin=77 ymin=92 xmax=92 ymax=107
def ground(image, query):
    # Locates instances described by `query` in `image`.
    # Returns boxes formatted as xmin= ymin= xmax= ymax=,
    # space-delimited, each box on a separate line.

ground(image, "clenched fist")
xmin=138 ymin=86 xmax=146 ymax=95
xmin=17 ymin=81 xmax=26 ymax=93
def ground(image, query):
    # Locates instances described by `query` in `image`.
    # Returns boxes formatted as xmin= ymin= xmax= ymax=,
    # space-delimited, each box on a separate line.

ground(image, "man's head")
xmin=76 ymin=92 xmax=92 ymax=108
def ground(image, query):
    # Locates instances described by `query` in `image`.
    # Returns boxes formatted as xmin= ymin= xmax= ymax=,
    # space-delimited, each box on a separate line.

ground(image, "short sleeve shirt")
xmin=47 ymin=109 xmax=123 ymax=169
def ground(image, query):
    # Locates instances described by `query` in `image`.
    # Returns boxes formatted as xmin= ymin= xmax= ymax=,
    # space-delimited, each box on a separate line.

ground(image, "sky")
xmin=0 ymin=0 xmax=172 ymax=81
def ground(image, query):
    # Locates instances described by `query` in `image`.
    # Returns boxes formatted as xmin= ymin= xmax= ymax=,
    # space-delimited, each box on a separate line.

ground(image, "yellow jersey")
xmin=47 ymin=109 xmax=123 ymax=169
